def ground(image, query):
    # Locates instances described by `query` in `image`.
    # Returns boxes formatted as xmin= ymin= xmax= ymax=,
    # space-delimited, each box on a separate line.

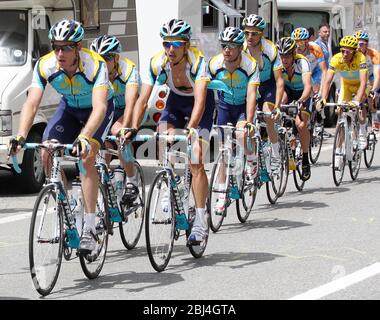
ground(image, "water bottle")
xmin=114 ymin=166 xmax=125 ymax=204
xmin=71 ymin=178 xmax=83 ymax=235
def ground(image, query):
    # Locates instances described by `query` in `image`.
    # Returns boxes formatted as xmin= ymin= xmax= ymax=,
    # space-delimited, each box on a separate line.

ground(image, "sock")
xmin=372 ymin=112 xmax=378 ymax=123
xmin=84 ymin=213 xmax=96 ymax=233
xmin=302 ymin=153 xmax=309 ymax=165
xmin=195 ymin=208 xmax=207 ymax=227
xmin=126 ymin=175 xmax=137 ymax=185
xmin=360 ymin=124 xmax=367 ymax=135
xmin=272 ymin=142 xmax=280 ymax=158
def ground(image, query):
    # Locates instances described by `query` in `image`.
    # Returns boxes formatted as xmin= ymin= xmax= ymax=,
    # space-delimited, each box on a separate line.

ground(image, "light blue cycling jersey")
xmin=113 ymin=57 xmax=140 ymax=109
xmin=140 ymin=47 xmax=210 ymax=97
xmin=208 ymin=51 xmax=260 ymax=105
xmin=282 ymin=54 xmax=311 ymax=92
xmin=31 ymin=48 xmax=113 ymax=108
xmin=244 ymin=38 xmax=283 ymax=83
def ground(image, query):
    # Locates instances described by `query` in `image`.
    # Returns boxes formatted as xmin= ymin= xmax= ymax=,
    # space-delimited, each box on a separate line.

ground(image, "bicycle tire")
xmin=208 ymin=151 xmax=228 ymax=232
xmin=277 ymin=133 xmax=289 ymax=198
xmin=79 ymin=183 xmax=109 ymax=279
xmin=145 ymin=171 xmax=175 ymax=272
xmin=349 ymin=124 xmax=362 ymax=181
xmin=119 ymin=161 xmax=146 ymax=250
xmin=309 ymin=121 xmax=324 ymax=164
xmin=29 ymin=184 xmax=63 ymax=296
xmin=364 ymin=132 xmax=376 ymax=168
xmin=293 ymin=140 xmax=305 ymax=191
xmin=332 ymin=123 xmax=346 ymax=186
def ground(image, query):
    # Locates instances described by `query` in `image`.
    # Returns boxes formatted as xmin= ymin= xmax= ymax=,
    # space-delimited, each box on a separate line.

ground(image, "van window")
xmin=261 ymin=1 xmax=273 ymax=40
xmin=0 ymin=11 xmax=27 ymax=66
xmin=279 ymin=10 xmax=329 ymax=38
xmin=33 ymin=14 xmax=51 ymax=57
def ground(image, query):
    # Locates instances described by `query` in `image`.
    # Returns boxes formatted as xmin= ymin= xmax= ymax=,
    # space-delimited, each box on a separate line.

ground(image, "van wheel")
xmin=15 ymin=131 xmax=45 ymax=193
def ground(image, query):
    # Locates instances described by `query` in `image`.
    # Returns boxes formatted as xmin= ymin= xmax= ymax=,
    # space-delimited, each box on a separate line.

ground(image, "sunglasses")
xmin=102 ymin=54 xmax=116 ymax=62
xmin=340 ymin=48 xmax=354 ymax=55
xmin=244 ymin=31 xmax=262 ymax=37
xmin=221 ymin=43 xmax=241 ymax=49
xmin=52 ymin=44 xmax=77 ymax=53
xmin=163 ymin=41 xmax=186 ymax=49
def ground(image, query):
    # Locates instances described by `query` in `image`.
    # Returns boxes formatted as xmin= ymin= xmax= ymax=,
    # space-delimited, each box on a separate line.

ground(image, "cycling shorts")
xmin=284 ymin=87 xmax=313 ymax=116
xmin=159 ymin=90 xmax=215 ymax=142
xmin=257 ymin=80 xmax=276 ymax=110
xmin=217 ymin=101 xmax=246 ymax=126
xmin=43 ymin=98 xmax=114 ymax=146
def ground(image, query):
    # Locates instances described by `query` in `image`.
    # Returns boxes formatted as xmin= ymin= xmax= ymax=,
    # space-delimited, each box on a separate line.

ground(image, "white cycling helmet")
xmin=218 ymin=27 xmax=245 ymax=45
xmin=90 ymin=35 xmax=122 ymax=55
xmin=48 ymin=19 xmax=84 ymax=42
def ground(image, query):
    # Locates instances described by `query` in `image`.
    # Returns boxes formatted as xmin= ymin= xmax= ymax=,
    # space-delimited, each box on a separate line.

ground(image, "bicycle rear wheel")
xmin=208 ymin=151 xmax=228 ymax=232
xmin=79 ymin=184 xmax=109 ymax=279
xmin=29 ymin=184 xmax=63 ymax=296
xmin=332 ymin=123 xmax=346 ymax=186
xmin=364 ymin=132 xmax=376 ymax=168
xmin=349 ymin=127 xmax=362 ymax=181
xmin=309 ymin=119 xmax=324 ymax=164
xmin=119 ymin=161 xmax=145 ymax=249
xmin=266 ymin=140 xmax=287 ymax=203
xmin=145 ymin=171 xmax=175 ymax=272
xmin=277 ymin=133 xmax=289 ymax=197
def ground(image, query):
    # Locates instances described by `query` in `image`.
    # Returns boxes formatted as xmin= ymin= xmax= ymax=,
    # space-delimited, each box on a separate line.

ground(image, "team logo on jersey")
xmin=55 ymin=125 xmax=64 ymax=133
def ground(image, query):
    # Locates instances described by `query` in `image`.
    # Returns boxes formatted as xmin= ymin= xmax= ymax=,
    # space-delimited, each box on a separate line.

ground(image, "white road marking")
xmin=289 ymin=263 xmax=380 ymax=300
xmin=0 ymin=212 xmax=32 ymax=225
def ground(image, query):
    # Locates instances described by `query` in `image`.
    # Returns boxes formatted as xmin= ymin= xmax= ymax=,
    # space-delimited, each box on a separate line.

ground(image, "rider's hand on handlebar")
xmin=316 ymin=99 xmax=326 ymax=112
xmin=117 ymin=128 xmax=137 ymax=144
xmin=369 ymin=90 xmax=377 ymax=100
xmin=348 ymin=100 xmax=360 ymax=109
xmin=73 ymin=134 xmax=91 ymax=158
xmin=8 ymin=135 xmax=25 ymax=157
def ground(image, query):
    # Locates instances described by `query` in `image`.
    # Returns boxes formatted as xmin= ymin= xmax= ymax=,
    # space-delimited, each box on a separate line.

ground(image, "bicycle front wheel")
xmin=364 ymin=132 xmax=376 ymax=168
xmin=79 ymin=184 xmax=109 ymax=279
xmin=266 ymin=140 xmax=287 ymax=203
xmin=145 ymin=171 xmax=175 ymax=272
xmin=29 ymin=184 xmax=63 ymax=296
xmin=293 ymin=142 xmax=306 ymax=191
xmin=208 ymin=151 xmax=229 ymax=232
xmin=332 ymin=123 xmax=346 ymax=186
xmin=309 ymin=120 xmax=324 ymax=164
xmin=119 ymin=161 xmax=145 ymax=249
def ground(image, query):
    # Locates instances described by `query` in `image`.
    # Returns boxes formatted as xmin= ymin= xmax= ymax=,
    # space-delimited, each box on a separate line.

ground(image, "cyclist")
xmin=90 ymin=35 xmax=141 ymax=205
xmin=277 ymin=37 xmax=313 ymax=181
xmin=9 ymin=19 xmax=114 ymax=253
xmin=317 ymin=36 xmax=368 ymax=152
xmin=354 ymin=30 xmax=380 ymax=131
xmin=242 ymin=14 xmax=284 ymax=174
xmin=130 ymin=19 xmax=215 ymax=244
xmin=291 ymin=27 xmax=327 ymax=96
xmin=208 ymin=26 xmax=260 ymax=213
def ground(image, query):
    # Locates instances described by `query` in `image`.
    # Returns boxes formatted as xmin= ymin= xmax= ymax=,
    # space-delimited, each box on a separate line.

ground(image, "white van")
xmin=0 ymin=0 xmax=75 ymax=193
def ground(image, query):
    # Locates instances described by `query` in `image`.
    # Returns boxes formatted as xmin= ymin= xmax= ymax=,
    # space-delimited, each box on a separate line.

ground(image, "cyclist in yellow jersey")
xmin=90 ymin=35 xmax=141 ymax=205
xmin=318 ymin=36 xmax=368 ymax=150
xmin=9 ymin=19 xmax=114 ymax=253
xmin=354 ymin=30 xmax=380 ymax=131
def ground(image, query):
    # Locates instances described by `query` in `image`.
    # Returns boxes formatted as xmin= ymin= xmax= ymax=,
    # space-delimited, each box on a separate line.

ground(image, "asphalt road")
xmin=1 ymin=129 xmax=380 ymax=301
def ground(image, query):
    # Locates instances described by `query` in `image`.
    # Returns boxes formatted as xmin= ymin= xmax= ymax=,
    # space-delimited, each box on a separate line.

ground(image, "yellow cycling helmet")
xmin=339 ymin=36 xmax=358 ymax=49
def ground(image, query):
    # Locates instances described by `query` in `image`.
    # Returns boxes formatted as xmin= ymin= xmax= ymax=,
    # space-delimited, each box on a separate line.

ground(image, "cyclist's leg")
xmin=42 ymin=99 xmax=82 ymax=187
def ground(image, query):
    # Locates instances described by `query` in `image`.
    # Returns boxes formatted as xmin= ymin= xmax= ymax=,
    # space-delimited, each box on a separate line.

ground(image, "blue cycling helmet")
xmin=160 ymin=19 xmax=192 ymax=40
xmin=48 ymin=19 xmax=84 ymax=42
xmin=90 ymin=35 xmax=122 ymax=55
xmin=354 ymin=30 xmax=369 ymax=42
xmin=219 ymin=27 xmax=245 ymax=45
xmin=242 ymin=14 xmax=266 ymax=31
xmin=291 ymin=27 xmax=310 ymax=41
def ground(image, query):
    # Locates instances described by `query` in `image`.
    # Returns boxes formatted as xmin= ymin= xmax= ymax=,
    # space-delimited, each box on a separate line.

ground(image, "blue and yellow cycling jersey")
xmin=244 ymin=38 xmax=283 ymax=83
xmin=113 ymin=57 xmax=140 ymax=109
xmin=282 ymin=54 xmax=311 ymax=92
xmin=208 ymin=51 xmax=260 ymax=105
xmin=31 ymin=48 xmax=113 ymax=109
xmin=140 ymin=47 xmax=210 ymax=97
xmin=328 ymin=51 xmax=368 ymax=85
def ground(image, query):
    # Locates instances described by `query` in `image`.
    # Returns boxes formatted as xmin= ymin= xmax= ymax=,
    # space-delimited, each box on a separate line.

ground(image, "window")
xmin=80 ymin=0 xmax=100 ymax=30
xmin=33 ymin=14 xmax=51 ymax=58
xmin=202 ymin=0 xmax=219 ymax=29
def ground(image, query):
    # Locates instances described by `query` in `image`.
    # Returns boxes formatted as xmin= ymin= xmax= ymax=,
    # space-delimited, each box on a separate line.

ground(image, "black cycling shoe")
xmin=121 ymin=183 xmax=139 ymax=205
xmin=301 ymin=163 xmax=311 ymax=182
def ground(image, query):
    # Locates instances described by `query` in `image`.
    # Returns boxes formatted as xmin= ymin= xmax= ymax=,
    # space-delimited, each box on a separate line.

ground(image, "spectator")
xmin=314 ymin=22 xmax=331 ymax=63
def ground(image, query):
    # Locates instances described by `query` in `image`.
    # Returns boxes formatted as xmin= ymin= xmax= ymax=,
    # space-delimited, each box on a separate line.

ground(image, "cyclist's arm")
xmin=274 ymin=68 xmax=285 ymax=110
xmin=300 ymin=72 xmax=313 ymax=102
xmin=131 ymin=83 xmax=153 ymax=129
xmin=371 ymin=66 xmax=380 ymax=92
xmin=188 ymin=80 xmax=208 ymax=129
xmin=354 ymin=70 xmax=368 ymax=103
xmin=81 ymin=88 xmax=108 ymax=138
xmin=320 ymin=70 xmax=335 ymax=102
xmin=17 ymin=87 xmax=44 ymax=138
xmin=318 ymin=60 xmax=328 ymax=95
xmin=122 ymin=84 xmax=139 ymax=128
xmin=246 ymin=84 xmax=258 ymax=123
